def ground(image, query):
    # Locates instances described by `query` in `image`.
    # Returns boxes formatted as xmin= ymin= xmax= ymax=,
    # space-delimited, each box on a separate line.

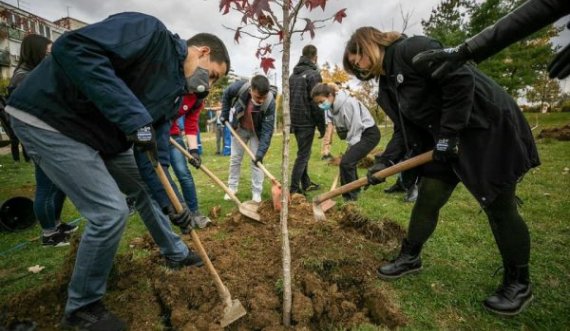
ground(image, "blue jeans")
xmin=10 ymin=117 xmax=189 ymax=314
xmin=34 ymin=164 xmax=66 ymax=231
xmin=169 ymin=136 xmax=198 ymax=212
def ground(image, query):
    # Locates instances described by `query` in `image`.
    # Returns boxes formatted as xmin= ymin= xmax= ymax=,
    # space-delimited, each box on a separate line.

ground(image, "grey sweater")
xmin=327 ymin=90 xmax=376 ymax=146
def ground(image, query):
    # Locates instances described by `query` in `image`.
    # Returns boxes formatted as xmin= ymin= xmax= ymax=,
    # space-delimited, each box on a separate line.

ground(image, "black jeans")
xmin=291 ymin=127 xmax=315 ymax=193
xmin=340 ymin=125 xmax=381 ymax=201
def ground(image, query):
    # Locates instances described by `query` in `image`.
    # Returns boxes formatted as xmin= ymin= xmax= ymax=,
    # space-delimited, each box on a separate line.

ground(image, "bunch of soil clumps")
xmin=537 ymin=124 xmax=570 ymax=141
xmin=4 ymin=195 xmax=407 ymax=330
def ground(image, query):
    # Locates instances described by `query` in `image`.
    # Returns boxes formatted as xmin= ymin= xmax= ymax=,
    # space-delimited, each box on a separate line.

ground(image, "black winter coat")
xmin=465 ymin=0 xmax=570 ymax=63
xmin=377 ymin=36 xmax=540 ymax=206
xmin=289 ymin=56 xmax=324 ymax=132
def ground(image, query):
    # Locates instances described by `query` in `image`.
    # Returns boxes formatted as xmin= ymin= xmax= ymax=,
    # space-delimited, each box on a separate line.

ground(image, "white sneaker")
xmin=252 ymin=193 xmax=262 ymax=203
xmin=224 ymin=189 xmax=237 ymax=201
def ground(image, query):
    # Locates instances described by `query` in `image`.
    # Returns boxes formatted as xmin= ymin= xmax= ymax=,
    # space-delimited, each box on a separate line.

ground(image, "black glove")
xmin=127 ymin=125 xmax=158 ymax=163
xmin=548 ymin=42 xmax=570 ymax=80
xmin=433 ymin=135 xmax=459 ymax=163
xmin=163 ymin=204 xmax=193 ymax=230
xmin=187 ymin=149 xmax=201 ymax=169
xmin=367 ymin=160 xmax=389 ymax=186
xmin=254 ymin=155 xmax=263 ymax=166
xmin=412 ymin=44 xmax=471 ymax=80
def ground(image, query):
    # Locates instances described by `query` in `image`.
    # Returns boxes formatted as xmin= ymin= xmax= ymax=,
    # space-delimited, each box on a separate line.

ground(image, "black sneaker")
xmin=42 ymin=231 xmax=70 ymax=247
xmin=303 ymin=182 xmax=321 ymax=192
xmin=164 ymin=250 xmax=204 ymax=270
xmin=57 ymin=222 xmax=79 ymax=234
xmin=61 ymin=301 xmax=126 ymax=331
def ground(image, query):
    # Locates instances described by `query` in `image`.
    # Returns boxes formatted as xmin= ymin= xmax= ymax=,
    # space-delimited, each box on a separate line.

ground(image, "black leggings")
xmin=408 ymin=177 xmax=530 ymax=267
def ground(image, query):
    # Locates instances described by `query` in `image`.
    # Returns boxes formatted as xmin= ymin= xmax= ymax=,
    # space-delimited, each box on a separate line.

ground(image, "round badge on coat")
xmin=183 ymin=105 xmax=189 ymax=111
xmin=397 ymin=73 xmax=404 ymax=84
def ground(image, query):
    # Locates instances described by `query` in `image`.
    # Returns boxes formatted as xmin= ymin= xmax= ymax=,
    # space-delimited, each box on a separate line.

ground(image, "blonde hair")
xmin=343 ymin=27 xmax=401 ymax=79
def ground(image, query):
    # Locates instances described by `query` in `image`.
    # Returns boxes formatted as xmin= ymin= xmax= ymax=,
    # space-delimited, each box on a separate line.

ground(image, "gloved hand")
xmin=163 ymin=204 xmax=193 ymax=230
xmin=367 ymin=160 xmax=389 ymax=186
xmin=433 ymin=135 xmax=459 ymax=163
xmin=412 ymin=44 xmax=471 ymax=80
xmin=254 ymin=155 xmax=263 ymax=166
xmin=127 ymin=125 xmax=158 ymax=164
xmin=548 ymin=42 xmax=570 ymax=80
xmin=187 ymin=149 xmax=201 ymax=169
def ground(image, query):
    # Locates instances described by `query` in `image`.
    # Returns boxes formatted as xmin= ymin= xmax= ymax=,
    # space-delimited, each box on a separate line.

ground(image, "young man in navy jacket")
xmin=6 ymin=12 xmax=229 ymax=331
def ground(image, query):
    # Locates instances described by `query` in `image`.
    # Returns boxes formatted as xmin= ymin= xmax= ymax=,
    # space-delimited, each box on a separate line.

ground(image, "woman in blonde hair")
xmin=343 ymin=26 xmax=539 ymax=316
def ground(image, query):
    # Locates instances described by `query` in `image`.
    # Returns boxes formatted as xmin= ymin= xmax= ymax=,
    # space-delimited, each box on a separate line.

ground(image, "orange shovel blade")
xmin=271 ymin=184 xmax=282 ymax=211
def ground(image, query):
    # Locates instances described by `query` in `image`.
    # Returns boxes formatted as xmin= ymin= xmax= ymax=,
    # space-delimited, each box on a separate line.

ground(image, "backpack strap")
xmin=232 ymin=81 xmax=250 ymax=110
xmin=260 ymin=90 xmax=273 ymax=113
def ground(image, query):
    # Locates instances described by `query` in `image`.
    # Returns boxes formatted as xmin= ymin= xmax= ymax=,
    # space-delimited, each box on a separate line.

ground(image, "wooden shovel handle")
xmin=224 ymin=122 xmax=280 ymax=185
xmin=169 ymin=138 xmax=242 ymax=206
xmin=152 ymin=157 xmax=232 ymax=304
xmin=314 ymin=151 xmax=433 ymax=204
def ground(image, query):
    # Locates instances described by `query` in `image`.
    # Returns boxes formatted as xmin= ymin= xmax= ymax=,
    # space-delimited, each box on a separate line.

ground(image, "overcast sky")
xmin=6 ymin=0 xmax=570 ymax=90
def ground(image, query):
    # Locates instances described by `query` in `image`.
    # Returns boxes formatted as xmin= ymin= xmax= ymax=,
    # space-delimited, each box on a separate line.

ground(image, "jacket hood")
xmin=293 ymin=56 xmax=318 ymax=75
xmin=331 ymin=90 xmax=349 ymax=115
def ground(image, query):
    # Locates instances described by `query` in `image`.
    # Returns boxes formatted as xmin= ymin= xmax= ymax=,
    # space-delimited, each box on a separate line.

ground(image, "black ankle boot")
xmin=378 ymin=239 xmax=423 ymax=280
xmin=483 ymin=264 xmax=533 ymax=316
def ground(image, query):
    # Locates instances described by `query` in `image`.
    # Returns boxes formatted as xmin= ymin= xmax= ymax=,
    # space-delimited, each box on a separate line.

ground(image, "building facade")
xmin=0 ymin=1 xmax=86 ymax=80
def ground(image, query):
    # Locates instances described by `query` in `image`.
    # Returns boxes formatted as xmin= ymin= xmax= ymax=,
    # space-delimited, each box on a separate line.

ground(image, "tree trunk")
xmin=280 ymin=1 xmax=292 ymax=327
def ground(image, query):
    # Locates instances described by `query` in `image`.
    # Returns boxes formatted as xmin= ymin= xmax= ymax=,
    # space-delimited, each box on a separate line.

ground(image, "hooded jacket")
xmin=377 ymin=35 xmax=540 ymax=206
xmin=328 ymin=90 xmax=376 ymax=147
xmin=221 ymin=80 xmax=275 ymax=159
xmin=289 ymin=56 xmax=324 ymax=132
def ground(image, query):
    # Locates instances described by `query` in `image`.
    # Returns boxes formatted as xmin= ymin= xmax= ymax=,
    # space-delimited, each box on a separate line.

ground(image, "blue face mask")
xmin=318 ymin=100 xmax=332 ymax=111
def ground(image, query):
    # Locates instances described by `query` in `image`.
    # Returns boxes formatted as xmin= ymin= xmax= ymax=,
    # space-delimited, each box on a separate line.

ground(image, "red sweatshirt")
xmin=170 ymin=94 xmax=204 ymax=136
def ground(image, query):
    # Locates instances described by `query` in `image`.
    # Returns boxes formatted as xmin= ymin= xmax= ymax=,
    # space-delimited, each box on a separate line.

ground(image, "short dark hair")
xmin=250 ymin=75 xmax=270 ymax=95
xmin=302 ymin=44 xmax=317 ymax=59
xmin=187 ymin=33 xmax=231 ymax=74
xmin=311 ymin=83 xmax=335 ymax=99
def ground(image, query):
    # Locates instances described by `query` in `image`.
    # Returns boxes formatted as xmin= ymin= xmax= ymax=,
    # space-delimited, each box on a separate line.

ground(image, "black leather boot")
xmin=483 ymin=264 xmax=533 ymax=316
xmin=378 ymin=239 xmax=423 ymax=280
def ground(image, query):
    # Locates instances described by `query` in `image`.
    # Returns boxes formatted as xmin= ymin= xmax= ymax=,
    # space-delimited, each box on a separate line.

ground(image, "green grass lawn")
xmin=1 ymin=112 xmax=569 ymax=330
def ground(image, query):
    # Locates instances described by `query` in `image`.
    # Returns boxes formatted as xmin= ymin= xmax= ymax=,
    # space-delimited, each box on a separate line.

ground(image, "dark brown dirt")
xmin=4 ymin=196 xmax=407 ymax=330
xmin=328 ymin=149 xmax=382 ymax=169
xmin=537 ymin=124 xmax=570 ymax=141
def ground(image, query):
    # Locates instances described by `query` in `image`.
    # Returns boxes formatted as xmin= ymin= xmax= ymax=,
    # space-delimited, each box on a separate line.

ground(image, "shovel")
xmin=169 ymin=138 xmax=262 ymax=223
xmin=151 ymin=156 xmax=246 ymax=327
xmin=225 ymin=122 xmax=284 ymax=211
xmin=312 ymin=151 xmax=433 ymax=221
xmin=318 ymin=172 xmax=340 ymax=213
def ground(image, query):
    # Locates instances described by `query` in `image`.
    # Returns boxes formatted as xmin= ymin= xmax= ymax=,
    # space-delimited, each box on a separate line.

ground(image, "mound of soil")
xmin=4 ymin=196 xmax=407 ymax=330
xmin=537 ymin=124 xmax=570 ymax=141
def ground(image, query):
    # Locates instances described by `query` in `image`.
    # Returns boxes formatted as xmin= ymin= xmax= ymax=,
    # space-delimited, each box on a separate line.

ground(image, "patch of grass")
xmin=1 ymin=113 xmax=569 ymax=329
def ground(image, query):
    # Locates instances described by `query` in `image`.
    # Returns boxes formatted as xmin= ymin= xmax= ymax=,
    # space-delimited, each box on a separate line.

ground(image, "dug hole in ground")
xmin=5 ymin=194 xmax=409 ymax=330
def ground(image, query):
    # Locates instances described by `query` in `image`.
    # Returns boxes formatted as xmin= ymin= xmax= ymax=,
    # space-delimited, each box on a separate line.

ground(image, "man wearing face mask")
xmin=134 ymin=48 xmax=213 ymax=232
xmin=5 ymin=12 xmax=230 ymax=331
xmin=220 ymin=75 xmax=276 ymax=203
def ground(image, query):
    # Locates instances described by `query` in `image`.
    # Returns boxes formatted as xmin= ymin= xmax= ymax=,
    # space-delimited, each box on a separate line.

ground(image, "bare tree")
xmin=218 ymin=0 xmax=347 ymax=325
